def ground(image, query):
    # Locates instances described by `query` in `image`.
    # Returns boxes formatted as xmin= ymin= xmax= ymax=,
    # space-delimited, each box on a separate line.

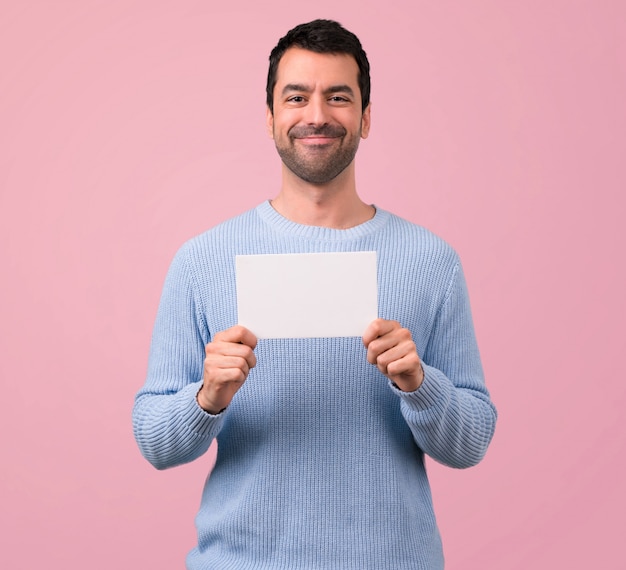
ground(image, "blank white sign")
xmin=236 ymin=251 xmax=378 ymax=339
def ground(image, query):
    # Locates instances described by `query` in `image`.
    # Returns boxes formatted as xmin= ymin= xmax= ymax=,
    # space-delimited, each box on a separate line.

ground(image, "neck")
xmin=272 ymin=164 xmax=374 ymax=229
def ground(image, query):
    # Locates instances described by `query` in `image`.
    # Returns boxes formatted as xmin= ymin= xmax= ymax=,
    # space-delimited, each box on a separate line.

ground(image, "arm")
xmin=132 ymin=246 xmax=256 ymax=470
xmin=363 ymin=263 xmax=496 ymax=469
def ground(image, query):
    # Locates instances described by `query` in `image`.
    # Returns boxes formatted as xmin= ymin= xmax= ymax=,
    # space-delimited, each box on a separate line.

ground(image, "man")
xmin=133 ymin=19 xmax=497 ymax=569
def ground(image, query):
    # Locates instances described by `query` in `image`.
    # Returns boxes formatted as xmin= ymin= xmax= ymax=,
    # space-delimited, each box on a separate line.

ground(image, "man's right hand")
xmin=197 ymin=325 xmax=257 ymax=414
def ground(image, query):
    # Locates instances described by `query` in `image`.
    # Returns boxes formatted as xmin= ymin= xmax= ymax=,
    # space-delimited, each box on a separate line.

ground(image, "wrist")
xmin=196 ymin=386 xmax=227 ymax=415
xmin=392 ymin=364 xmax=424 ymax=392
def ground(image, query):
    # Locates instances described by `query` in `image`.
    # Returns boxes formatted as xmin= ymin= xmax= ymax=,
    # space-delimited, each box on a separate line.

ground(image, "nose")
xmin=303 ymin=95 xmax=330 ymax=126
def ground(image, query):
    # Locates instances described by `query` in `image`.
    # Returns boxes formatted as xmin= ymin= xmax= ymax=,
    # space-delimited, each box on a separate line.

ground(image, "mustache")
xmin=288 ymin=125 xmax=347 ymax=138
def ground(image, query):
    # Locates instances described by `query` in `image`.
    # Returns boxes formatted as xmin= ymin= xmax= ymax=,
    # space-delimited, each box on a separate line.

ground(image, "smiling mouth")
xmin=295 ymin=136 xmax=339 ymax=145
xmin=288 ymin=125 xmax=347 ymax=142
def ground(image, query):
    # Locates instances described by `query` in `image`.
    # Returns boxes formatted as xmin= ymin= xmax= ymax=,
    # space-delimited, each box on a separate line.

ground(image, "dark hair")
xmin=266 ymin=19 xmax=371 ymax=113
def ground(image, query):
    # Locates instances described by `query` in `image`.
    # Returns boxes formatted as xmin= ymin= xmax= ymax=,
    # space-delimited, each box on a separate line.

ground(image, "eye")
xmin=329 ymin=96 xmax=350 ymax=104
xmin=287 ymin=96 xmax=305 ymax=103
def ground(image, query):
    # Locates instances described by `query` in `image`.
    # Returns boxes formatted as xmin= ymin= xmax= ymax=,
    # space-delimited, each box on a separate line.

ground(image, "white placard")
xmin=236 ymin=251 xmax=378 ymax=338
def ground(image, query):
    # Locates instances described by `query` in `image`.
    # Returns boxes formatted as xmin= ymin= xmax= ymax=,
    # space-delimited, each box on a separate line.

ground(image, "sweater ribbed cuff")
xmin=178 ymin=381 xmax=227 ymax=438
xmin=389 ymin=364 xmax=446 ymax=412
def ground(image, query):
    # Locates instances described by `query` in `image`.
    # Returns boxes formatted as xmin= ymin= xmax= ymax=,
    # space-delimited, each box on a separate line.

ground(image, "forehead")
xmin=274 ymin=47 xmax=360 ymax=90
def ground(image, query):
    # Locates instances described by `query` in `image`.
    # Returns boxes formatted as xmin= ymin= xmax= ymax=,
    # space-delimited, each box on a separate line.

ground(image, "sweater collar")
xmin=256 ymin=200 xmax=389 ymax=241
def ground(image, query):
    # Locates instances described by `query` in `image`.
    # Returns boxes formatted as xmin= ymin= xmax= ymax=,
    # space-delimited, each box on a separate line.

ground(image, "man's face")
xmin=267 ymin=47 xmax=371 ymax=185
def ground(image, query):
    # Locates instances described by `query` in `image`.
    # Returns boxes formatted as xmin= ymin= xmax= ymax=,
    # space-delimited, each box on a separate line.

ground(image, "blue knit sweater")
xmin=133 ymin=201 xmax=497 ymax=569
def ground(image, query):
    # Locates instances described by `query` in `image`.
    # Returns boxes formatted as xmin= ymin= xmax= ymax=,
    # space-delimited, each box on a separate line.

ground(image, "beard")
xmin=274 ymin=124 xmax=361 ymax=185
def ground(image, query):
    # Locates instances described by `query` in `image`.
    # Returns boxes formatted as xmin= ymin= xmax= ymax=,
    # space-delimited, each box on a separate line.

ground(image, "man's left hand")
xmin=362 ymin=319 xmax=424 ymax=392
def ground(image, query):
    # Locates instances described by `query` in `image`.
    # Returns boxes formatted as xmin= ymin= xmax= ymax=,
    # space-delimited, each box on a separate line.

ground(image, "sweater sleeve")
xmin=132 ymin=244 xmax=225 ymax=470
xmin=392 ymin=261 xmax=497 ymax=469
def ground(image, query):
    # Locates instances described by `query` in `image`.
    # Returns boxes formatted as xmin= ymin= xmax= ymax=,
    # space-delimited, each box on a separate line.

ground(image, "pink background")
xmin=1 ymin=1 xmax=624 ymax=567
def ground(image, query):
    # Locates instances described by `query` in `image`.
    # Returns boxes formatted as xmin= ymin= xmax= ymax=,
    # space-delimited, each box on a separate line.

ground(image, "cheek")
xmin=274 ymin=119 xmax=295 ymax=139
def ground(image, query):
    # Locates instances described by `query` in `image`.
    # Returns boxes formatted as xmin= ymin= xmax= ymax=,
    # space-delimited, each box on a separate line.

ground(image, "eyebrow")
xmin=281 ymin=83 xmax=355 ymax=97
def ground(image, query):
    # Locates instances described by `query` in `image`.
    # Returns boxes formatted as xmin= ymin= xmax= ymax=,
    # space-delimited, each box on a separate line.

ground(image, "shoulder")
xmin=191 ymin=206 xmax=259 ymax=246
xmin=175 ymin=205 xmax=261 ymax=258
xmin=160 ymin=205 xmax=263 ymax=288
xmin=378 ymin=209 xmax=460 ymax=267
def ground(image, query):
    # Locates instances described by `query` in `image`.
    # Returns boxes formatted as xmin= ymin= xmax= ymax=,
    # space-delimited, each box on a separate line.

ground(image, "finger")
xmin=207 ymin=343 xmax=256 ymax=369
xmin=384 ymin=349 xmax=421 ymax=378
xmin=206 ymin=346 xmax=257 ymax=372
xmin=362 ymin=318 xmax=399 ymax=347
xmin=371 ymin=340 xmax=415 ymax=372
xmin=206 ymin=354 xmax=251 ymax=371
xmin=206 ymin=340 xmax=256 ymax=360
xmin=205 ymin=362 xmax=250 ymax=384
xmin=366 ymin=327 xmax=412 ymax=364
xmin=214 ymin=325 xmax=258 ymax=349
xmin=204 ymin=352 xmax=253 ymax=383
xmin=206 ymin=337 xmax=257 ymax=370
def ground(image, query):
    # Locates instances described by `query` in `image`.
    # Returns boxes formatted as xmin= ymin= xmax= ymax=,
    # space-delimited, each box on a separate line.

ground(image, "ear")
xmin=266 ymin=106 xmax=274 ymax=139
xmin=360 ymin=103 xmax=371 ymax=139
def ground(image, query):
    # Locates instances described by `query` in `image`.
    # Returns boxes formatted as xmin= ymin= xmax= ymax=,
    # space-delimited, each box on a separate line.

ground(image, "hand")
xmin=197 ymin=325 xmax=257 ymax=414
xmin=362 ymin=319 xmax=424 ymax=392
